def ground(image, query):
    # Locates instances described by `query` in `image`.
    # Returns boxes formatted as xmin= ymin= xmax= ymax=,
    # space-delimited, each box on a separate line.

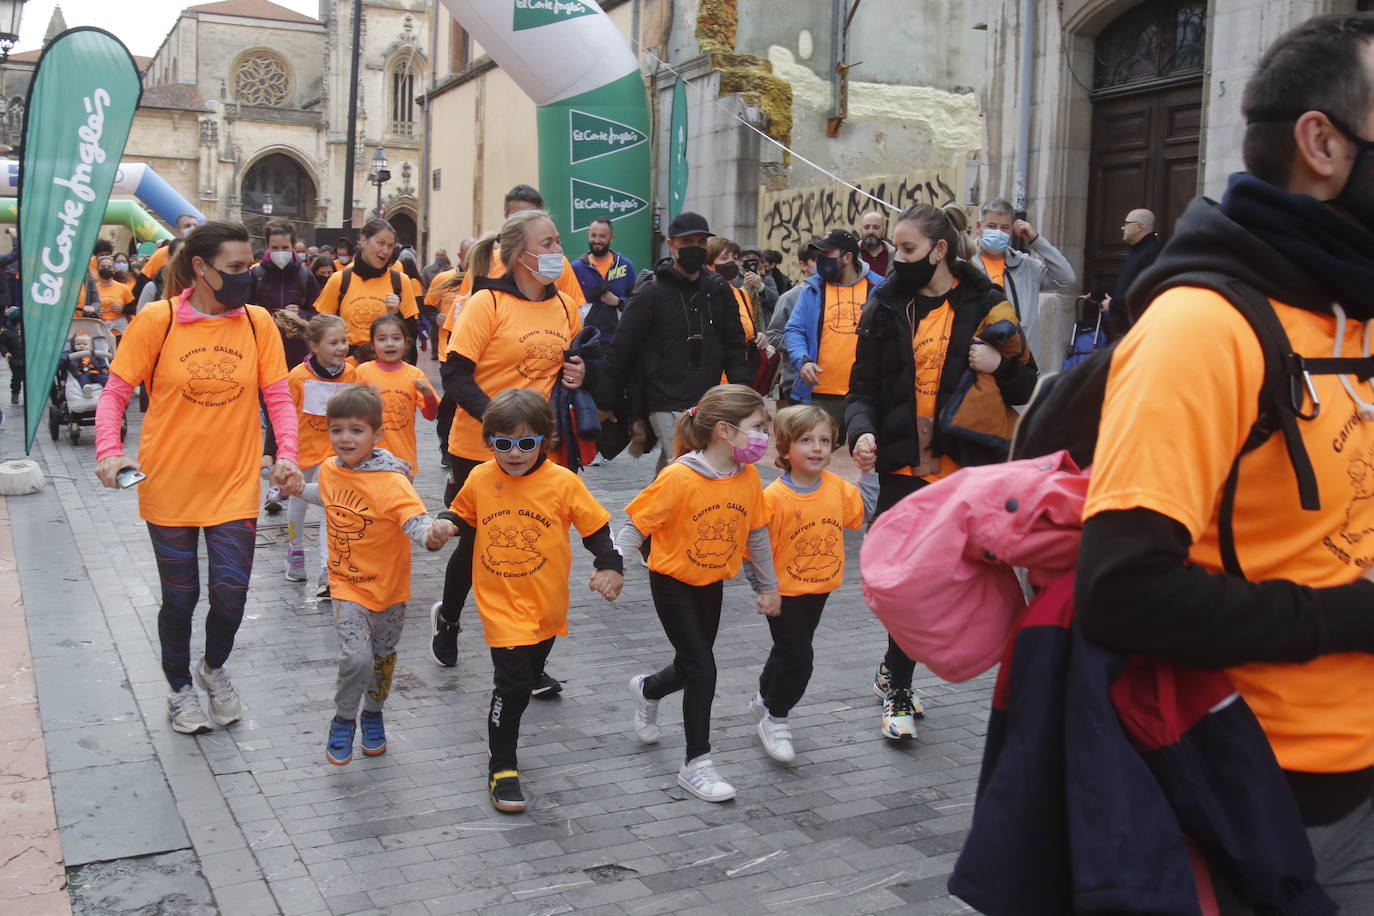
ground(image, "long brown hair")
xmin=167 ymin=220 xmax=250 ymax=295
xmin=673 ymin=384 xmax=766 ymax=458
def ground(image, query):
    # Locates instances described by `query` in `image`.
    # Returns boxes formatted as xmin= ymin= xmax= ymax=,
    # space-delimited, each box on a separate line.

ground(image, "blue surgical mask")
xmin=980 ymin=228 xmax=1011 ymax=254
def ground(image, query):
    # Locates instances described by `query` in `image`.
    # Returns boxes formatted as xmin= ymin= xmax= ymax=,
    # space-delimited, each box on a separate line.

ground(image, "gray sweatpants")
xmin=334 ymin=600 xmax=405 ymax=720
xmin=649 ymin=410 xmax=682 ymax=473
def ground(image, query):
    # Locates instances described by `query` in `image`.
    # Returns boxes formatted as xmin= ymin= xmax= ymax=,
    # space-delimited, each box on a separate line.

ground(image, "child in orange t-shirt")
xmin=284 ymin=315 xmax=356 ymax=589
xmin=291 ymin=385 xmax=455 ymax=766
xmin=353 ymin=314 xmax=439 ymax=477
xmin=433 ymin=389 xmax=623 ymax=813
xmin=750 ymin=405 xmax=865 ymax=762
xmin=617 ymin=384 xmax=781 ymax=804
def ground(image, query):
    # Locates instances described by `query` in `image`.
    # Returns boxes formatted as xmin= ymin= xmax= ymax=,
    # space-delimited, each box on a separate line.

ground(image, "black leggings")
xmin=439 ymin=455 xmax=482 ymax=626
xmin=642 ymin=572 xmax=723 ymax=762
xmin=489 ymin=637 xmax=555 ymax=771
xmin=759 ymin=593 xmax=829 ymax=718
xmin=436 ymin=396 xmax=457 ymax=458
xmin=875 ymin=474 xmax=927 ymax=691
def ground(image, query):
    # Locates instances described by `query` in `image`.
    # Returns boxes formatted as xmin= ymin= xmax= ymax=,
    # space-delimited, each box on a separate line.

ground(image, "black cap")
xmin=740 ymin=245 xmax=762 ymax=257
xmin=808 ymin=228 xmax=861 ymax=257
xmin=667 ymin=211 xmax=712 ymax=239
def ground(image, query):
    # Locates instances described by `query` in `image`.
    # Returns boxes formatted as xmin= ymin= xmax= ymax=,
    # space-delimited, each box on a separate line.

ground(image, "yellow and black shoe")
xmin=489 ymin=769 xmax=527 ymax=813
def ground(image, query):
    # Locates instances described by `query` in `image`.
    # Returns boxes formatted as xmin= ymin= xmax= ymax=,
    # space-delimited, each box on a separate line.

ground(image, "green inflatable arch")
xmin=0 ymin=198 xmax=174 ymax=242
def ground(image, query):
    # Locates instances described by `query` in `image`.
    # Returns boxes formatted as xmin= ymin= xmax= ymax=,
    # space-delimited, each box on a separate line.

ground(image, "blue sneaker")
xmin=326 ymin=716 xmax=355 ymax=765
xmin=359 ymin=710 xmax=386 ymax=756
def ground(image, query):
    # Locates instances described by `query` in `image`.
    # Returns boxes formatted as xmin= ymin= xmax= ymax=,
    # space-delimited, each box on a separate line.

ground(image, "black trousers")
xmin=435 ymin=396 xmax=456 ymax=458
xmin=439 ymin=455 xmax=482 ymax=626
xmin=811 ymin=394 xmax=848 ymax=443
xmin=759 ymin=592 xmax=829 ymax=717
xmin=875 ymin=473 xmax=927 ymax=691
xmin=7 ymin=356 xmax=21 ymax=396
xmin=642 ymin=571 xmax=723 ymax=762
xmin=489 ymin=636 xmax=555 ymax=771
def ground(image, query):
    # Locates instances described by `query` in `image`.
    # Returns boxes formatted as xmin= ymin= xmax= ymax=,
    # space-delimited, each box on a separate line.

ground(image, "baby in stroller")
xmin=64 ymin=329 xmax=112 ymax=408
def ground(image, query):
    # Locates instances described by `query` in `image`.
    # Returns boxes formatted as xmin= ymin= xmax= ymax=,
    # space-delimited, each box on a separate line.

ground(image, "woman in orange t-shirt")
xmin=94 ymin=255 xmax=135 ymax=335
xmin=424 ymin=267 xmax=464 ymax=472
xmin=617 ymin=384 xmax=780 ymax=803
xmin=94 ymin=220 xmax=304 ymax=738
xmin=847 ymin=203 xmax=1037 ymax=742
xmin=313 ymin=220 xmax=419 ymax=356
xmin=429 ymin=209 xmax=588 ymax=677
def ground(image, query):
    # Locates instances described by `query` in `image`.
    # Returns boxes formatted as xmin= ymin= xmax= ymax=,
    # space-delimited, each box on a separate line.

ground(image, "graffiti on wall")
xmin=758 ymin=166 xmax=966 ymax=256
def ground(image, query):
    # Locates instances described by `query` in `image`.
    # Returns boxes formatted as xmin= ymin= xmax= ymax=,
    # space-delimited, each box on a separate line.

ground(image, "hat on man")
xmin=808 ymin=229 xmax=861 ymax=257
xmin=667 ymin=211 xmax=713 ymax=239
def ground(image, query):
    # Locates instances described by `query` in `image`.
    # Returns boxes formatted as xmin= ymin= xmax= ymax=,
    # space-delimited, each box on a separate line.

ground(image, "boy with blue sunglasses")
xmin=433 ymin=388 xmax=624 ymax=811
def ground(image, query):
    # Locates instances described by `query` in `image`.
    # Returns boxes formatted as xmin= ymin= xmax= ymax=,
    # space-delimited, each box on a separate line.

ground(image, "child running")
xmin=290 ymin=384 xmax=454 ymax=764
xmin=353 ymin=313 xmax=439 ymax=477
xmin=284 ymin=314 xmax=356 ymax=587
xmin=432 ymin=389 xmax=623 ymax=812
xmin=619 ymin=384 xmax=780 ymax=803
xmin=749 ymin=405 xmax=864 ymax=762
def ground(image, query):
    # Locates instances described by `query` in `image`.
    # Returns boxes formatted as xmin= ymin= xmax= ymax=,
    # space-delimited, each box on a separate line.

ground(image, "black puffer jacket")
xmin=594 ymin=258 xmax=748 ymax=415
xmin=845 ymin=261 xmax=1038 ymax=472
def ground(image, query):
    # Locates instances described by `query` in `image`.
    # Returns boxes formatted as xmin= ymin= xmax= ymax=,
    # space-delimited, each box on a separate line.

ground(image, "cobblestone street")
xmin=2 ymin=357 xmax=990 ymax=915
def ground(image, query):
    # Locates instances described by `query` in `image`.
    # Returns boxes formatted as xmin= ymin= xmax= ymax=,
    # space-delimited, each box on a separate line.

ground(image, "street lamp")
xmin=369 ymin=145 xmax=389 ymax=217
xmin=0 ymin=0 xmax=26 ymax=65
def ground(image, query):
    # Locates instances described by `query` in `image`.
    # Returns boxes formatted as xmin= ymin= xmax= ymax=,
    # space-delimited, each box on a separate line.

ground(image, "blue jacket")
xmin=570 ymin=250 xmax=636 ymax=341
xmin=783 ymin=268 xmax=884 ymax=402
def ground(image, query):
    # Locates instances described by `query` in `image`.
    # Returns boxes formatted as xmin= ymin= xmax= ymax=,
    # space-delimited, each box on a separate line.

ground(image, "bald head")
xmin=1123 ymin=209 xmax=1156 ymax=244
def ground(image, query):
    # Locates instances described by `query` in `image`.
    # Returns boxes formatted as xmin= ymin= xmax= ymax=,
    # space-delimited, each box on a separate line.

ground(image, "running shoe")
xmin=167 ymin=684 xmax=212 ymax=735
xmin=194 ymin=657 xmax=242 ymax=726
xmin=678 ymin=755 xmax=736 ymax=802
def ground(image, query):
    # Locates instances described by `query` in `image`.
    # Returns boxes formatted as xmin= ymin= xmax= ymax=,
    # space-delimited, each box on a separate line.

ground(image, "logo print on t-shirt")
xmin=1340 ymin=446 xmax=1374 ymax=547
xmin=326 ymin=489 xmax=373 ymax=575
xmin=347 ymin=296 xmax=386 ymax=332
xmin=182 ymin=352 xmax=246 ymax=407
xmin=688 ymin=515 xmax=739 ymax=568
xmin=483 ymin=522 xmax=547 ymax=576
xmin=517 ymin=335 xmax=565 ymax=381
xmin=788 ymin=531 xmax=841 ymax=581
xmin=378 ymin=388 xmax=411 ymax=431
xmin=825 ymin=298 xmax=862 ymax=335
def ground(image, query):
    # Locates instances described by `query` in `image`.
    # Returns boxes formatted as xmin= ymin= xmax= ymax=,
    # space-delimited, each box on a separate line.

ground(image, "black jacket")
xmin=1105 ymin=232 xmax=1163 ymax=338
xmin=844 ymin=262 xmax=1038 ymax=472
xmin=594 ymin=258 xmax=748 ymax=415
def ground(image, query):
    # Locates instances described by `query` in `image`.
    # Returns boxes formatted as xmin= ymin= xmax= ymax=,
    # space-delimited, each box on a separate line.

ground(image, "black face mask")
xmin=891 ymin=253 xmax=939 ymax=296
xmin=1325 ymin=113 xmax=1374 ymax=230
xmin=715 ymin=261 xmax=740 ymax=281
xmin=206 ymin=266 xmax=254 ymax=308
xmin=98 ymin=268 xmax=113 ymax=280
xmin=676 ymin=245 xmax=707 ymax=274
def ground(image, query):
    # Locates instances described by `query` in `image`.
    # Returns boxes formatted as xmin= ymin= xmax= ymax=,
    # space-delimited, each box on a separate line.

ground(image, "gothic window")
xmin=1093 ymin=1 xmax=1206 ymax=93
xmin=234 ymin=51 xmax=291 ymax=108
xmin=390 ymin=58 xmax=415 ymax=137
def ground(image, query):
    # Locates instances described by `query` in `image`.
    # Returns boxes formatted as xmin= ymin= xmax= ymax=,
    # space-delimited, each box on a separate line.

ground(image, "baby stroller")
xmin=50 ymin=317 xmax=121 ymax=445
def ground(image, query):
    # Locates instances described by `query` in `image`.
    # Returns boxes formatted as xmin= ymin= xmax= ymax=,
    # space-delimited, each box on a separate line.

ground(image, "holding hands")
xmin=589 ymin=569 xmax=624 ymax=601
xmin=851 ymin=433 xmax=877 ymax=473
xmin=756 ymin=590 xmax=781 ymax=617
xmin=427 ymin=519 xmax=458 ymax=551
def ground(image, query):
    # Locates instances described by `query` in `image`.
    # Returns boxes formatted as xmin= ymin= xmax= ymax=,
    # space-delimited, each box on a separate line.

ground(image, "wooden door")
xmin=1084 ymin=82 xmax=1202 ymax=298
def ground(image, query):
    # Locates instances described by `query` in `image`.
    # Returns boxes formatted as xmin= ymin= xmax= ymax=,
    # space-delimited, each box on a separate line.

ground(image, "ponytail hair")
xmin=673 ymin=384 xmax=766 ymax=458
xmin=465 ymin=232 xmax=500 ymax=281
xmin=167 ymin=219 xmax=250 ymax=296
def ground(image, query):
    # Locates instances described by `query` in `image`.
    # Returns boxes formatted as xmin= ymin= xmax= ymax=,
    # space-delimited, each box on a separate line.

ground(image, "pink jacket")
xmin=860 ymin=450 xmax=1089 ymax=682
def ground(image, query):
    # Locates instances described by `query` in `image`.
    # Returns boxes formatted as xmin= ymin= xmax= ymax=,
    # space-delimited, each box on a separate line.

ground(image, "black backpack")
xmin=1012 ymin=270 xmax=1374 ymax=579
xmin=338 ymin=266 xmax=403 ymax=302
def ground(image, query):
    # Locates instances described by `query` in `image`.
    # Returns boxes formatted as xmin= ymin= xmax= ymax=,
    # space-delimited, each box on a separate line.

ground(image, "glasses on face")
xmin=490 ymin=435 xmax=544 ymax=453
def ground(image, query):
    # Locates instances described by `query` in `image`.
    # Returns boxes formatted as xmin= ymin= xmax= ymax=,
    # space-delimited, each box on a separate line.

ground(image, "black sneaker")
xmin=315 ymin=582 xmax=331 ymax=599
xmin=489 ymin=769 xmax=527 ymax=812
xmin=429 ymin=601 xmax=460 ymax=668
xmin=530 ymin=671 xmax=562 ymax=699
xmin=439 ymin=451 xmax=451 ymax=469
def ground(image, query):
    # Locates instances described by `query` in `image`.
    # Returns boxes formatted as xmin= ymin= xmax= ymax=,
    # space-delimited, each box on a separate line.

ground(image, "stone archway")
xmin=241 ymin=151 xmax=318 ymax=243
xmin=388 ymin=210 xmax=418 ymax=250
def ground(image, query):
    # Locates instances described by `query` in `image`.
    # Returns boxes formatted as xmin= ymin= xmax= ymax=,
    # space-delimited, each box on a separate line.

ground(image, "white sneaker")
xmin=757 ymin=714 xmax=796 ymax=763
xmin=628 ymin=674 xmax=660 ymax=743
xmin=747 ymin=692 xmax=767 ymax=722
xmin=677 ymin=755 xmax=736 ymax=802
xmin=193 ymin=657 xmax=243 ymax=726
xmin=167 ymin=684 xmax=212 ymax=734
xmin=881 ymin=688 xmax=918 ymax=741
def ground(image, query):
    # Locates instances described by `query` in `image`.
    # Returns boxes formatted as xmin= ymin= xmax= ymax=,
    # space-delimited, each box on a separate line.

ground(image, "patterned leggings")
xmin=147 ymin=520 xmax=257 ymax=690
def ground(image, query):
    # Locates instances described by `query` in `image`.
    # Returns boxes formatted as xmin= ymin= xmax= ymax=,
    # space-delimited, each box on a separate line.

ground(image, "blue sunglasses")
xmin=490 ymin=434 xmax=544 ymax=453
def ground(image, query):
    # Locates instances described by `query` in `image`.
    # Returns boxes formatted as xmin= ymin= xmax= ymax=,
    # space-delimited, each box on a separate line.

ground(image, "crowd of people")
xmin=29 ymin=8 xmax=1374 ymax=907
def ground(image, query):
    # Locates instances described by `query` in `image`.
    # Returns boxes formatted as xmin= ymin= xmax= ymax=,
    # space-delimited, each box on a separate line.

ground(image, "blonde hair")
xmin=303 ymin=313 xmax=345 ymax=344
xmin=772 ymin=405 xmax=837 ymax=472
xmin=466 ymin=209 xmax=553 ymax=280
xmin=942 ymin=204 xmax=978 ymax=261
xmin=673 ymin=384 xmax=766 ymax=458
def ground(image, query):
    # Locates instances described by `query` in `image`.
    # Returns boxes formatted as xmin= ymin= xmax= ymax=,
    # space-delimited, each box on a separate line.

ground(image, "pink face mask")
xmin=729 ymin=426 xmax=770 ymax=464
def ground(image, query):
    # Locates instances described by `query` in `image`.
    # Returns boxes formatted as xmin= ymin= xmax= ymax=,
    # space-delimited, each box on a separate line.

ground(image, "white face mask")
xmin=525 ymin=252 xmax=564 ymax=283
xmin=269 ymin=250 xmax=294 ymax=269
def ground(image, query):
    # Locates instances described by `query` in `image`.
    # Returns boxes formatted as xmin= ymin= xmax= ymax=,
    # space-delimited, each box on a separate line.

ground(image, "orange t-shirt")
xmin=317 ymin=457 xmax=427 ymax=611
xmin=722 ymin=285 xmax=757 ymax=383
xmin=1086 ymin=287 xmax=1374 ymax=773
xmin=456 ymin=248 xmax=585 ymax=303
xmin=899 ymin=298 xmax=960 ymax=482
xmin=314 ymin=269 xmax=420 ymax=345
xmin=354 ymin=360 xmax=430 ymax=474
xmin=764 ymin=472 xmax=865 ymax=596
xmin=110 ymin=301 xmax=288 ymax=526
xmin=287 ymin=360 xmax=358 ymax=469
xmin=142 ymin=244 xmax=169 ymax=280
xmin=444 ymin=287 xmax=580 ymax=461
xmin=589 ymin=252 xmax=614 ymax=279
xmin=450 ymin=459 xmax=611 ymax=647
xmin=425 ymin=268 xmax=464 ymax=362
xmin=981 ymin=253 xmax=1007 ymax=292
xmin=625 ymin=461 xmax=767 ymax=586
xmin=97 ymin=281 xmax=134 ymax=322
xmin=812 ymin=278 xmax=871 ymax=396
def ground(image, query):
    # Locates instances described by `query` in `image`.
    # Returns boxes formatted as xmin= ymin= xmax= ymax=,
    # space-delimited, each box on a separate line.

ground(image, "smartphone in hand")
xmin=116 ymin=468 xmax=146 ymax=488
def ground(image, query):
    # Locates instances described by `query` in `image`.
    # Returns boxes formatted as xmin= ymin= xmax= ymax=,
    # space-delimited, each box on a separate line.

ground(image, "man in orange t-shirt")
xmin=1078 ymin=13 xmax=1374 ymax=905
